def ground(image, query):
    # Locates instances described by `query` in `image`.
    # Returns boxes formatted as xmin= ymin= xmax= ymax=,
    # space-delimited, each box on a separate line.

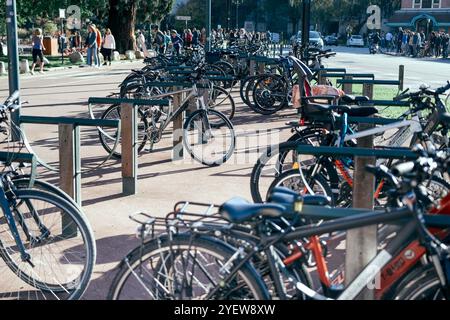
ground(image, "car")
xmin=291 ymin=30 xmax=325 ymax=50
xmin=324 ymin=35 xmax=338 ymax=46
xmin=346 ymin=35 xmax=365 ymax=47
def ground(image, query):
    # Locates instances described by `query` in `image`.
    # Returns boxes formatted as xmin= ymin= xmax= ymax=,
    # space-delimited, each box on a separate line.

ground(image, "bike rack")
xmin=88 ymin=97 xmax=170 ymax=196
xmin=20 ymin=116 xmax=120 ymax=206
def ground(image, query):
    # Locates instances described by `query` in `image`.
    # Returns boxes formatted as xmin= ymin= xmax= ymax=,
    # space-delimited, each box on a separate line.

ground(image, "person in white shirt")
xmin=137 ymin=30 xmax=149 ymax=57
xmin=102 ymin=28 xmax=115 ymax=66
xmin=385 ymin=32 xmax=393 ymax=51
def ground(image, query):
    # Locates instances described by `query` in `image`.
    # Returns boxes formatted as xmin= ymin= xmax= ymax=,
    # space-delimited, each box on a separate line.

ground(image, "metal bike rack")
xmin=20 ymin=116 xmax=120 ymax=206
xmin=88 ymin=97 xmax=170 ymax=196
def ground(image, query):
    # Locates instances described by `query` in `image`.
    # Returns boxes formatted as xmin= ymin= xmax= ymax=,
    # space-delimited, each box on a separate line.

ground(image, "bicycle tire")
xmin=183 ymin=109 xmax=236 ymax=166
xmin=98 ymin=104 xmax=149 ymax=159
xmin=107 ymin=233 xmax=270 ymax=300
xmin=0 ymin=189 xmax=96 ymax=300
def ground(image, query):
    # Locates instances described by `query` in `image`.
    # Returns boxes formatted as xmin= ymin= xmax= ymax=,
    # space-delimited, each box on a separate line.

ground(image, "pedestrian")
xmin=442 ymin=33 xmax=449 ymax=58
xmin=151 ymin=25 xmax=166 ymax=54
xmin=200 ymin=28 xmax=206 ymax=45
xmin=137 ymin=30 xmax=149 ymax=57
xmin=170 ymin=30 xmax=183 ymax=55
xmin=185 ymin=29 xmax=193 ymax=47
xmin=101 ymin=28 xmax=115 ymax=66
xmin=71 ymin=31 xmax=81 ymax=50
xmin=30 ymin=28 xmax=45 ymax=75
xmin=397 ymin=28 xmax=404 ymax=54
xmin=164 ymin=31 xmax=171 ymax=53
xmin=94 ymin=25 xmax=102 ymax=67
xmin=385 ymin=31 xmax=393 ymax=52
xmin=192 ymin=27 xmax=199 ymax=46
xmin=85 ymin=24 xmax=99 ymax=67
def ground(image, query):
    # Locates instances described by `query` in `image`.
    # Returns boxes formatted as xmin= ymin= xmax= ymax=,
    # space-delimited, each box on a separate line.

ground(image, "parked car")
xmin=291 ymin=31 xmax=325 ymax=50
xmin=324 ymin=35 xmax=338 ymax=46
xmin=347 ymin=35 xmax=365 ymax=47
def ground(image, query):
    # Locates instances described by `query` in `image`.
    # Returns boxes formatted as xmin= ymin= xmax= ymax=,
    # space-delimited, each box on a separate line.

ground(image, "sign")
xmin=244 ymin=21 xmax=255 ymax=33
xmin=59 ymin=8 xmax=66 ymax=19
xmin=175 ymin=16 xmax=191 ymax=21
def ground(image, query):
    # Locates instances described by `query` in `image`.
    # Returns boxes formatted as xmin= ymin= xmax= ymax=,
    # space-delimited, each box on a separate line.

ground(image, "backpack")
xmin=96 ymin=29 xmax=102 ymax=47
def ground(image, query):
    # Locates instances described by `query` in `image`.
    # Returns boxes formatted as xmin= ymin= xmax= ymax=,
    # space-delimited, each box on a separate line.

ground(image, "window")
xmin=422 ymin=0 xmax=432 ymax=8
xmin=432 ymin=0 xmax=440 ymax=8
xmin=414 ymin=0 xmax=421 ymax=9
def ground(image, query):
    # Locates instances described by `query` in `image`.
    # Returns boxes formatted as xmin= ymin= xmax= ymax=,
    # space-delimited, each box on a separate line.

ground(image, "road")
xmin=325 ymin=46 xmax=450 ymax=90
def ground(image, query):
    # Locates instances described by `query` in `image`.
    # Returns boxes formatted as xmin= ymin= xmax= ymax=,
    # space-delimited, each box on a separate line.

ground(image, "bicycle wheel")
xmin=252 ymin=75 xmax=288 ymax=115
xmin=207 ymin=85 xmax=236 ymax=124
xmin=250 ymin=129 xmax=330 ymax=203
xmin=266 ymin=169 xmax=334 ymax=204
xmin=213 ymin=61 xmax=237 ymax=88
xmin=98 ymin=104 xmax=149 ymax=159
xmin=0 ymin=189 xmax=96 ymax=300
xmin=183 ymin=109 xmax=236 ymax=166
xmin=107 ymin=234 xmax=269 ymax=300
xmin=392 ymin=264 xmax=447 ymax=300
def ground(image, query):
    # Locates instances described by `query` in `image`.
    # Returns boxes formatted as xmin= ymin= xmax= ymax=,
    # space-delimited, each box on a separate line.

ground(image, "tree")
xmin=107 ymin=0 xmax=174 ymax=53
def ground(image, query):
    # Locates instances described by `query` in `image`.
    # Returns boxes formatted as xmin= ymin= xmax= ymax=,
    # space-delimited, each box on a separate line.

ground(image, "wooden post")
xmin=399 ymin=65 xmax=405 ymax=91
xmin=318 ymin=70 xmax=326 ymax=85
xmin=343 ymin=75 xmax=353 ymax=94
xmin=58 ymin=123 xmax=81 ymax=237
xmin=121 ymin=103 xmax=137 ymax=195
xmin=249 ymin=59 xmax=256 ymax=76
xmin=258 ymin=61 xmax=265 ymax=75
xmin=172 ymin=89 xmax=184 ymax=161
xmin=345 ymin=82 xmax=377 ymax=300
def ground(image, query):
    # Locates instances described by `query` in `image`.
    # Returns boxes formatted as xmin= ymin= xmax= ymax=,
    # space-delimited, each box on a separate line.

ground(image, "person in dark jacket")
xmin=171 ymin=30 xmax=183 ymax=55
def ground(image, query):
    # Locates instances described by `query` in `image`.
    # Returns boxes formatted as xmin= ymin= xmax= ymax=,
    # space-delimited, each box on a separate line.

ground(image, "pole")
xmin=60 ymin=19 xmax=64 ymax=65
xmin=236 ymin=2 xmax=239 ymax=29
xmin=6 ymin=0 xmax=21 ymax=140
xmin=206 ymin=0 xmax=212 ymax=51
xmin=301 ymin=0 xmax=311 ymax=61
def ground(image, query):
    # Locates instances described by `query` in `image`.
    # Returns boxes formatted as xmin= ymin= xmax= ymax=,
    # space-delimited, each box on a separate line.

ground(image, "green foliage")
xmin=43 ymin=21 xmax=58 ymax=36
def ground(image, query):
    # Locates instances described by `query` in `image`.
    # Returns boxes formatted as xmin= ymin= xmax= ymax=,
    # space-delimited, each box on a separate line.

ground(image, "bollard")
xmin=58 ymin=123 xmax=81 ymax=238
xmin=258 ymin=61 xmax=265 ymax=75
xmin=249 ymin=60 xmax=256 ymax=76
xmin=172 ymin=88 xmax=184 ymax=160
xmin=399 ymin=65 xmax=404 ymax=91
xmin=19 ymin=59 xmax=29 ymax=74
xmin=345 ymin=82 xmax=377 ymax=300
xmin=342 ymin=75 xmax=353 ymax=94
xmin=318 ymin=70 xmax=327 ymax=85
xmin=0 ymin=62 xmax=5 ymax=75
xmin=121 ymin=103 xmax=138 ymax=195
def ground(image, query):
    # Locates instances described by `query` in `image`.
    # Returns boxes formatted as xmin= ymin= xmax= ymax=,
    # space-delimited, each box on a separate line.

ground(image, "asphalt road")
xmin=324 ymin=46 xmax=450 ymax=90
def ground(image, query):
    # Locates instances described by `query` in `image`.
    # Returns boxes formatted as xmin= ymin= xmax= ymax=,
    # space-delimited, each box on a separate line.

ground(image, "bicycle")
xmin=0 ymin=91 xmax=96 ymax=300
xmin=96 ymin=78 xmax=236 ymax=167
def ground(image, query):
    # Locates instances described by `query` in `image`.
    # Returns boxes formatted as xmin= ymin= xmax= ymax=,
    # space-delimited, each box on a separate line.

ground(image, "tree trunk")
xmin=107 ymin=0 xmax=137 ymax=53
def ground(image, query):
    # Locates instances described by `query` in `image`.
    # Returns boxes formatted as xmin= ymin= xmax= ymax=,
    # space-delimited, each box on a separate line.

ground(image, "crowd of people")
xmin=148 ymin=25 xmax=271 ymax=55
xmin=381 ymin=28 xmax=449 ymax=59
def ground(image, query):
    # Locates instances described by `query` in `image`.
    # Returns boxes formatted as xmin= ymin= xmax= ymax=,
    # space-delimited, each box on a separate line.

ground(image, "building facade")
xmin=386 ymin=0 xmax=450 ymax=33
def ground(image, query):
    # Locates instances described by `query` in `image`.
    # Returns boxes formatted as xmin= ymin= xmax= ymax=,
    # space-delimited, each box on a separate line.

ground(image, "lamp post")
xmin=206 ymin=0 xmax=212 ymax=52
xmin=5 ymin=0 xmax=20 ymax=140
xmin=301 ymin=0 xmax=311 ymax=61
xmin=233 ymin=0 xmax=243 ymax=29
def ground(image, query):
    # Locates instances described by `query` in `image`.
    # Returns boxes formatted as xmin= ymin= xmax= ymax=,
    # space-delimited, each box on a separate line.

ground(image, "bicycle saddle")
xmin=268 ymin=187 xmax=331 ymax=208
xmin=220 ymin=198 xmax=285 ymax=223
xmin=340 ymin=94 xmax=370 ymax=105
xmin=305 ymin=103 xmax=378 ymax=117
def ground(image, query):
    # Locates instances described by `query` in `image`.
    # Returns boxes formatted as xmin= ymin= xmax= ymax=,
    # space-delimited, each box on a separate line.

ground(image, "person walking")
xmin=30 ymin=28 xmax=45 ymax=75
xmin=164 ymin=31 xmax=171 ymax=53
xmin=185 ymin=29 xmax=193 ymax=48
xmin=397 ymin=28 xmax=404 ymax=54
xmin=170 ymin=30 xmax=183 ymax=55
xmin=101 ymin=28 xmax=115 ymax=66
xmin=137 ymin=30 xmax=149 ymax=57
xmin=192 ymin=27 xmax=199 ymax=46
xmin=85 ymin=24 xmax=99 ymax=67
xmin=151 ymin=25 xmax=166 ymax=54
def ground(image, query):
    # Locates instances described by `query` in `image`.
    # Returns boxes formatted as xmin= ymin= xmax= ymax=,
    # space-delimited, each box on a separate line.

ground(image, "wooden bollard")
xmin=172 ymin=88 xmax=184 ymax=161
xmin=58 ymin=123 xmax=81 ymax=237
xmin=399 ymin=65 xmax=405 ymax=91
xmin=345 ymin=82 xmax=377 ymax=300
xmin=342 ymin=75 xmax=353 ymax=94
xmin=121 ymin=103 xmax=137 ymax=195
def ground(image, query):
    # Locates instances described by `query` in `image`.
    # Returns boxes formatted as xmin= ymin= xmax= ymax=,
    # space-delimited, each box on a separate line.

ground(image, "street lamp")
xmin=232 ymin=0 xmax=243 ymax=29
